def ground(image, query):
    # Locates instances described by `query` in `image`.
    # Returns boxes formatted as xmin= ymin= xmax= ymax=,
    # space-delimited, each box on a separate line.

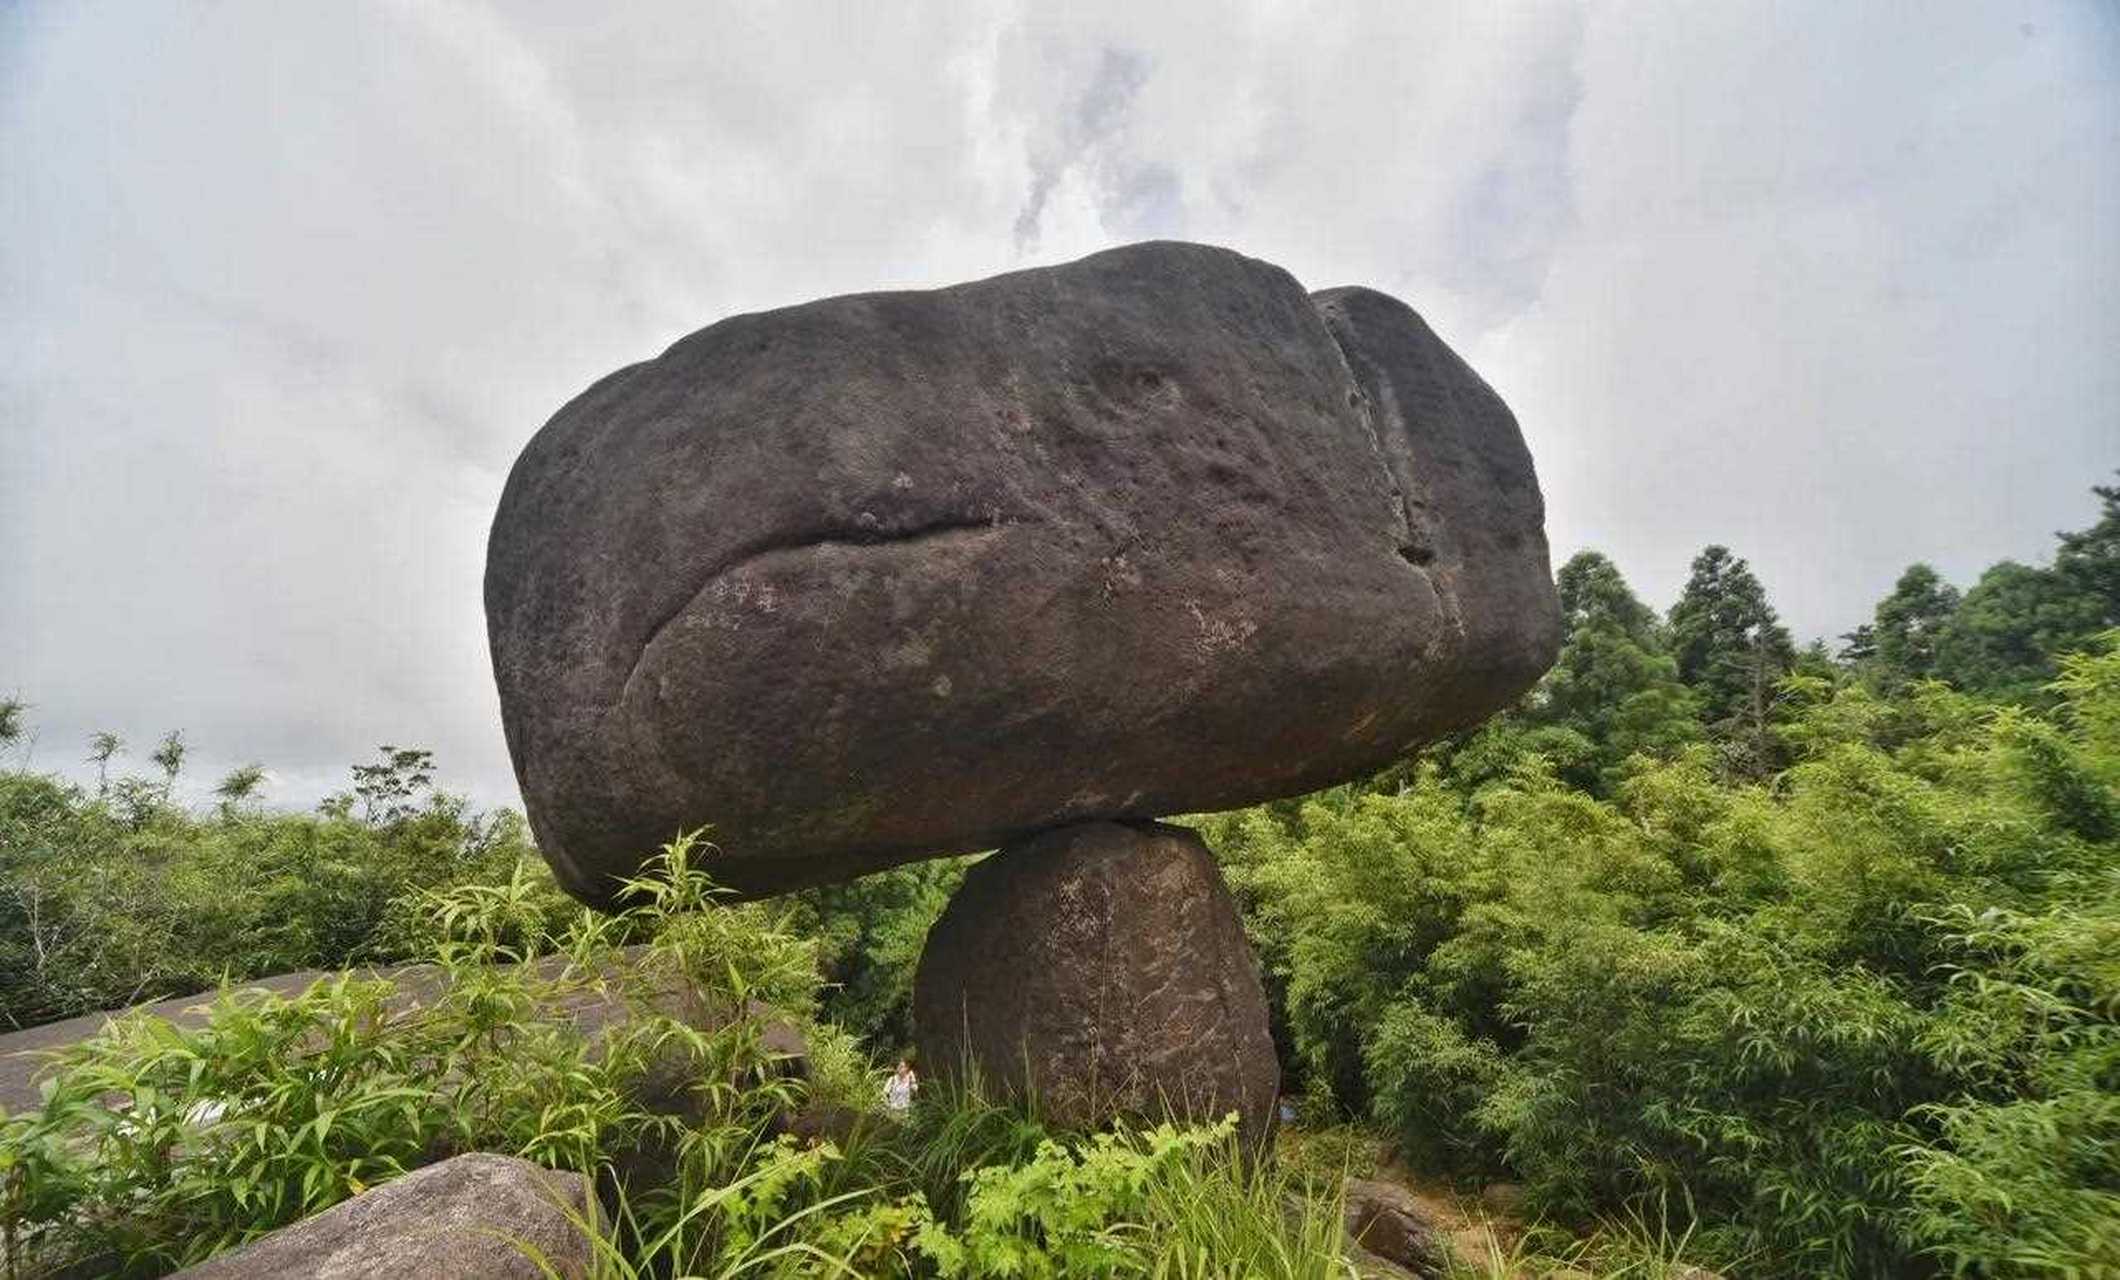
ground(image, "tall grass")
xmin=3 ymin=832 xmax=1366 ymax=1280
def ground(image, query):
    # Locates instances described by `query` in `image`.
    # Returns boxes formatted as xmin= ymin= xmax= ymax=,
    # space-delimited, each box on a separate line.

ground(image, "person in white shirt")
xmin=883 ymin=1058 xmax=918 ymax=1116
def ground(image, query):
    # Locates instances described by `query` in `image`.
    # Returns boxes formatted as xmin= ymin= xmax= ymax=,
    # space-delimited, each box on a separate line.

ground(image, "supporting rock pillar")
xmin=911 ymin=820 xmax=1279 ymax=1142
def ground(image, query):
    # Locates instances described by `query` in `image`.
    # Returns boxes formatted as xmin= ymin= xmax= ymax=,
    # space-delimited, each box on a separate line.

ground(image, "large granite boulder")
xmin=911 ymin=821 xmax=1278 ymax=1138
xmin=487 ymin=240 xmax=1558 ymax=902
xmin=172 ymin=1153 xmax=591 ymax=1279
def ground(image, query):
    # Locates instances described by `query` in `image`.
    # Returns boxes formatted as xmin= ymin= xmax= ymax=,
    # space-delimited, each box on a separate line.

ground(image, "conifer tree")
xmin=1869 ymin=563 xmax=1961 ymax=686
xmin=1522 ymin=552 xmax=1700 ymax=792
xmin=1667 ymin=545 xmax=1795 ymax=775
xmin=1836 ymin=623 xmax=1878 ymax=666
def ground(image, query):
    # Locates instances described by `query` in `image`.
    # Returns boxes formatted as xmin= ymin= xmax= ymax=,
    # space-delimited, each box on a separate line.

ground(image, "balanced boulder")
xmin=912 ymin=821 xmax=1279 ymax=1137
xmin=486 ymin=240 xmax=1558 ymax=902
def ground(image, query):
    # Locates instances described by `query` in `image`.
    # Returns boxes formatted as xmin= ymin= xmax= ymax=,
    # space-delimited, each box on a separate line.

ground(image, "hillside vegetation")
xmin=1 ymin=480 xmax=2115 ymax=1277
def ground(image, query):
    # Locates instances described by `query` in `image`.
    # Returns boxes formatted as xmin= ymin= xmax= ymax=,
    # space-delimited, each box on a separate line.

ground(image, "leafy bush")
xmin=913 ymin=1118 xmax=1348 ymax=1280
xmin=0 ymin=745 xmax=550 ymax=1031
xmin=1203 ymin=634 xmax=2120 ymax=1278
xmin=781 ymin=857 xmax=969 ymax=1051
xmin=0 ymin=832 xmax=815 ymax=1276
xmin=2 ymin=833 xmax=1352 ymax=1280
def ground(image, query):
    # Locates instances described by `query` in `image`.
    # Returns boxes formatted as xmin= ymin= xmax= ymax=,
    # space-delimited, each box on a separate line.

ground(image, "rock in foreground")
xmin=1342 ymin=1177 xmax=1452 ymax=1278
xmin=172 ymin=1153 xmax=590 ymax=1279
xmin=487 ymin=239 xmax=1559 ymax=902
xmin=912 ymin=821 xmax=1278 ymax=1138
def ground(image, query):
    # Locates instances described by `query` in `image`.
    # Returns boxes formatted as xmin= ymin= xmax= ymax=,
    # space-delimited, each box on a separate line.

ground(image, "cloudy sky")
xmin=4 ymin=1 xmax=2116 ymax=809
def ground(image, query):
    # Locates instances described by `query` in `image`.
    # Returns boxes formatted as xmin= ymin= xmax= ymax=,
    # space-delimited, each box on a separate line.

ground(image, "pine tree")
xmin=1837 ymin=624 xmax=1878 ymax=666
xmin=1933 ymin=562 xmax=2104 ymax=699
xmin=1667 ymin=545 xmax=1795 ymax=776
xmin=1557 ymin=550 xmax=1660 ymax=641
xmin=1523 ymin=552 xmax=1701 ymax=792
xmin=1869 ymin=563 xmax=1961 ymax=686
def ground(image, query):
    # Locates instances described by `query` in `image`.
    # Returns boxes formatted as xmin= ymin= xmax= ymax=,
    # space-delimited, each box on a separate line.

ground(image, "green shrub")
xmin=3 ymin=830 xmax=1356 ymax=1280
xmin=1206 ymin=633 xmax=2120 ymax=1277
xmin=0 ymin=831 xmax=814 ymax=1276
xmin=0 ymin=747 xmax=548 ymax=1031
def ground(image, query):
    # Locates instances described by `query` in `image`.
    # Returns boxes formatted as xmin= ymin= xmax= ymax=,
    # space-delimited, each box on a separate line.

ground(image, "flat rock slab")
xmin=171 ymin=1153 xmax=590 ymax=1279
xmin=912 ymin=820 xmax=1279 ymax=1139
xmin=1 ymin=970 xmax=334 ymax=1116
xmin=487 ymin=240 xmax=1558 ymax=902
xmin=0 ymin=951 xmax=803 ymax=1120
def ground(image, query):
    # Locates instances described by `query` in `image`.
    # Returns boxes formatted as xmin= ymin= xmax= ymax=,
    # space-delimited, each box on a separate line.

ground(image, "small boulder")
xmin=1342 ymin=1177 xmax=1452 ymax=1278
xmin=172 ymin=1153 xmax=591 ymax=1279
xmin=912 ymin=820 xmax=1278 ymax=1138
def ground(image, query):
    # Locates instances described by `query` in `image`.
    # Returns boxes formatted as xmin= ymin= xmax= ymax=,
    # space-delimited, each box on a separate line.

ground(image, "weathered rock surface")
xmin=911 ymin=820 xmax=1278 ymax=1137
xmin=487 ymin=240 xmax=1559 ymax=902
xmin=1342 ymin=1177 xmax=1452 ymax=1278
xmin=172 ymin=1153 xmax=590 ymax=1279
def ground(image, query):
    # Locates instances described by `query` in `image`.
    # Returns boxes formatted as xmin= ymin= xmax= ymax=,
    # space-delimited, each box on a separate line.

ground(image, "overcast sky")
xmin=4 ymin=1 xmax=2116 ymax=810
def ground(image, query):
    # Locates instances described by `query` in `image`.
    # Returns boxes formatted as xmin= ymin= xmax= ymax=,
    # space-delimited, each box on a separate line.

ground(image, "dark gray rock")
xmin=911 ymin=820 xmax=1278 ymax=1138
xmin=1312 ymin=286 xmax=1560 ymax=718
xmin=172 ymin=1153 xmax=590 ymax=1279
xmin=1342 ymin=1177 xmax=1452 ymax=1278
xmin=487 ymin=239 xmax=1559 ymax=902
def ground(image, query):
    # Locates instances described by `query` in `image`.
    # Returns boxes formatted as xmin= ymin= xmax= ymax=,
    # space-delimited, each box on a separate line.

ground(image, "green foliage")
xmin=1935 ymin=561 xmax=2112 ymax=703
xmin=339 ymin=745 xmax=436 ymax=824
xmin=2054 ymin=477 xmax=2120 ymax=615
xmin=0 ymin=740 xmax=545 ymax=1030
xmin=1208 ymin=631 xmax=2120 ymax=1278
xmin=84 ymin=732 xmax=122 ymax=791
xmin=546 ymin=1109 xmax=1350 ymax=1280
xmin=1524 ymin=551 xmax=1702 ymax=794
xmin=211 ymin=763 xmax=266 ymax=810
xmin=2 ymin=831 xmax=1352 ymax=1279
xmin=1896 ymin=887 xmax=2120 ymax=1277
xmin=782 ymin=858 xmax=968 ymax=1051
xmin=1868 ymin=563 xmax=1963 ymax=687
xmin=1666 ymin=544 xmax=1796 ymax=776
xmin=904 ymin=1118 xmax=1348 ymax=1280
xmin=149 ymin=731 xmax=185 ymax=788
xmin=0 ymin=832 xmax=825 ymax=1276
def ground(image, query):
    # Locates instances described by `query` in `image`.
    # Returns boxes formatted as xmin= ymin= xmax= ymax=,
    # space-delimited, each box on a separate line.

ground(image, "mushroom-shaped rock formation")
xmin=913 ymin=821 xmax=1280 ymax=1139
xmin=485 ymin=241 xmax=1560 ymax=905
